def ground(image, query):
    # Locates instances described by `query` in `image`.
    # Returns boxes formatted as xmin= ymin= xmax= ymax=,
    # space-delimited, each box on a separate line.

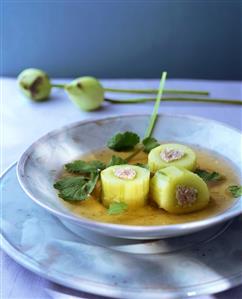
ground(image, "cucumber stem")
xmin=104 ymin=87 xmax=209 ymax=96
xmin=105 ymin=97 xmax=242 ymax=106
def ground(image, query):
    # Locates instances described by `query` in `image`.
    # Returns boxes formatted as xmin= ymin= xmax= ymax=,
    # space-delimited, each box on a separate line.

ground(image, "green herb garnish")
xmin=55 ymin=160 xmax=104 ymax=201
xmin=107 ymin=155 xmax=127 ymax=167
xmin=108 ymin=202 xmax=128 ymax=215
xmin=195 ymin=169 xmax=224 ymax=182
xmin=65 ymin=160 xmax=106 ymax=174
xmin=54 ymin=173 xmax=99 ymax=201
xmin=142 ymin=137 xmax=160 ymax=153
xmin=107 ymin=131 xmax=140 ymax=151
xmin=228 ymin=185 xmax=242 ymax=198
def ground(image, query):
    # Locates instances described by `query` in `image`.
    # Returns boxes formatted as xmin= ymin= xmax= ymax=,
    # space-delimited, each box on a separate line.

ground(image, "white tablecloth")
xmin=1 ymin=78 xmax=242 ymax=299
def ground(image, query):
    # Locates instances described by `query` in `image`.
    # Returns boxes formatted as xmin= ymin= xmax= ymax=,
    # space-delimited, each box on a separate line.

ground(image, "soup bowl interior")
xmin=17 ymin=114 xmax=242 ymax=239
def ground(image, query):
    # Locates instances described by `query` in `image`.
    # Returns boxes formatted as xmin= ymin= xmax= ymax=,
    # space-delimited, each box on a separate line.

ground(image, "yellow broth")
xmin=60 ymin=147 xmax=240 ymax=226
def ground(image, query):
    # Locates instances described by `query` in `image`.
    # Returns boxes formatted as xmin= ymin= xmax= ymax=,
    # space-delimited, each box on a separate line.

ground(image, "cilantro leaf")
xmin=65 ymin=160 xmax=106 ymax=174
xmin=107 ymin=131 xmax=140 ymax=151
xmin=228 ymin=185 xmax=242 ymax=198
xmin=54 ymin=172 xmax=99 ymax=201
xmin=195 ymin=169 xmax=224 ymax=182
xmin=142 ymin=137 xmax=160 ymax=153
xmin=108 ymin=202 xmax=128 ymax=215
xmin=107 ymin=155 xmax=127 ymax=167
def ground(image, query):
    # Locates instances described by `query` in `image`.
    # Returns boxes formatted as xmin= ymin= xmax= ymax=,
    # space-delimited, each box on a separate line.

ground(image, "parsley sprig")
xmin=228 ymin=185 xmax=242 ymax=198
xmin=142 ymin=137 xmax=160 ymax=153
xmin=107 ymin=155 xmax=127 ymax=167
xmin=195 ymin=169 xmax=224 ymax=182
xmin=107 ymin=131 xmax=140 ymax=151
xmin=65 ymin=160 xmax=106 ymax=173
xmin=54 ymin=174 xmax=99 ymax=201
xmin=108 ymin=202 xmax=128 ymax=215
xmin=107 ymin=132 xmax=160 ymax=155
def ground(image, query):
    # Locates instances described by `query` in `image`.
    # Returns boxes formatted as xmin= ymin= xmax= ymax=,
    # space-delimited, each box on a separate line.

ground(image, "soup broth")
xmin=60 ymin=146 xmax=240 ymax=226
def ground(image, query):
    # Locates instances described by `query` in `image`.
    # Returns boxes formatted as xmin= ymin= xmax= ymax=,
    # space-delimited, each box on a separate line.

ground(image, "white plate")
xmin=1 ymin=164 xmax=242 ymax=298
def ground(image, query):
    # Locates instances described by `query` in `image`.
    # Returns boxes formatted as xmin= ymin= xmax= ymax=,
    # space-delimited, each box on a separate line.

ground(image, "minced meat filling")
xmin=176 ymin=185 xmax=198 ymax=207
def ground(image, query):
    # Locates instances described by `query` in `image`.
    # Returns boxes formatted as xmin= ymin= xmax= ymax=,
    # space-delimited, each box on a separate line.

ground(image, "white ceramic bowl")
xmin=17 ymin=114 xmax=242 ymax=239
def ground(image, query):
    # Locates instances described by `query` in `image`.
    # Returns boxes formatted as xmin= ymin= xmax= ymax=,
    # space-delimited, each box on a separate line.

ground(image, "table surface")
xmin=1 ymin=78 xmax=242 ymax=299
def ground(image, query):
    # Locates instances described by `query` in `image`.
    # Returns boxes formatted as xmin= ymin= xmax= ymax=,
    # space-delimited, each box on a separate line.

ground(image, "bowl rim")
xmin=16 ymin=113 xmax=242 ymax=234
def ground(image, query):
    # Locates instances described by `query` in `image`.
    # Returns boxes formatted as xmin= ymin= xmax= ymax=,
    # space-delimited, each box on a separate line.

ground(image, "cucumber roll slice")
xmin=101 ymin=165 xmax=150 ymax=209
xmin=150 ymin=166 xmax=209 ymax=214
xmin=148 ymin=143 xmax=197 ymax=173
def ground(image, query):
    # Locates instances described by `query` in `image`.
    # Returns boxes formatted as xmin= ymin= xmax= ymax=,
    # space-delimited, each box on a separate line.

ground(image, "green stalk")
xmin=104 ymin=87 xmax=209 ymax=96
xmin=126 ymin=72 xmax=167 ymax=162
xmin=125 ymin=146 xmax=144 ymax=163
xmin=105 ymin=97 xmax=242 ymax=106
xmin=164 ymin=89 xmax=209 ymax=96
xmin=51 ymin=83 xmax=208 ymax=96
xmin=144 ymin=72 xmax=167 ymax=138
xmin=51 ymin=83 xmax=66 ymax=88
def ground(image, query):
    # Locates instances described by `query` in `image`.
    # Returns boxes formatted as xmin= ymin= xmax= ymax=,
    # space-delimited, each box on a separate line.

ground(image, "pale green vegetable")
xmin=148 ymin=143 xmax=197 ymax=173
xmin=18 ymin=68 xmax=51 ymax=101
xmin=101 ymin=165 xmax=150 ymax=209
xmin=150 ymin=166 xmax=210 ymax=214
xmin=65 ymin=77 xmax=104 ymax=111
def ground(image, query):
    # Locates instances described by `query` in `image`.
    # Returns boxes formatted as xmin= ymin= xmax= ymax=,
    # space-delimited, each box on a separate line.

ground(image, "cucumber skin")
xmin=150 ymin=166 xmax=210 ymax=214
xmin=101 ymin=165 xmax=150 ymax=209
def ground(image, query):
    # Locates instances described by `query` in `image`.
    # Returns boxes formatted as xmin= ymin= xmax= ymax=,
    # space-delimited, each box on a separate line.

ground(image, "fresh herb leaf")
xmin=65 ymin=160 xmax=106 ymax=174
xmin=54 ymin=176 xmax=88 ymax=201
xmin=195 ymin=169 xmax=224 ymax=182
xmin=107 ymin=131 xmax=140 ymax=151
xmin=142 ymin=137 xmax=160 ymax=153
xmin=228 ymin=185 xmax=242 ymax=198
xmin=135 ymin=163 xmax=149 ymax=169
xmin=108 ymin=202 xmax=128 ymax=215
xmin=54 ymin=172 xmax=99 ymax=201
xmin=107 ymin=155 xmax=127 ymax=167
